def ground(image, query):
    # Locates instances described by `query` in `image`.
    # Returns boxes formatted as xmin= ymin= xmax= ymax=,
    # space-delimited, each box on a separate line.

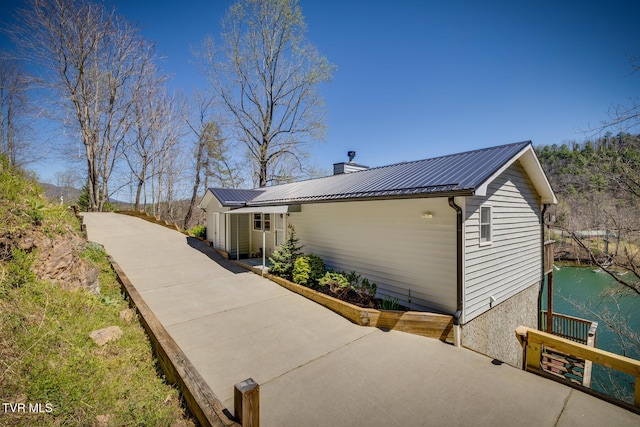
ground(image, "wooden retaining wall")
xmin=109 ymin=258 xmax=240 ymax=427
xmin=235 ymin=262 xmax=454 ymax=343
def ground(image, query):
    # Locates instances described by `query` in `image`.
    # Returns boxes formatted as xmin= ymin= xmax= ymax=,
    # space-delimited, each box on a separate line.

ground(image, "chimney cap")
xmin=348 ymin=151 xmax=356 ymax=162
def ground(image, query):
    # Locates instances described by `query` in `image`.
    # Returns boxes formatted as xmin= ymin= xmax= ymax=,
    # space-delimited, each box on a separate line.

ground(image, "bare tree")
xmin=0 ymin=55 xmax=32 ymax=166
xmin=123 ymin=62 xmax=170 ymax=210
xmin=183 ymin=94 xmax=240 ymax=227
xmin=596 ymin=58 xmax=640 ymax=134
xmin=13 ymin=0 xmax=157 ymax=211
xmin=147 ymin=92 xmax=185 ymax=219
xmin=198 ymin=0 xmax=335 ymax=187
xmin=561 ymin=289 xmax=639 ymax=403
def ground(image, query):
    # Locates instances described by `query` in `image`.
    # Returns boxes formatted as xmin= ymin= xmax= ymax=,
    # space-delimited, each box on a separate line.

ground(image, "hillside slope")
xmin=0 ymin=155 xmax=194 ymax=426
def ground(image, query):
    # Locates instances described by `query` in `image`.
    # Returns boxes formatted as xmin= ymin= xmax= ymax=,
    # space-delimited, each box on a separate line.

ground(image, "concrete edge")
xmin=108 ymin=255 xmax=240 ymax=427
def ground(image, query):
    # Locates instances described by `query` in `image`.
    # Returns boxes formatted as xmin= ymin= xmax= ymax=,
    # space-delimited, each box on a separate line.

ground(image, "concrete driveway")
xmin=82 ymin=213 xmax=639 ymax=426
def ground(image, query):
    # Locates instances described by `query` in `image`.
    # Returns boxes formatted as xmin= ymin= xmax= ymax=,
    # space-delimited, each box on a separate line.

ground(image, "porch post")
xmin=262 ymin=219 xmax=266 ymax=277
xmin=236 ymin=215 xmax=239 ymax=261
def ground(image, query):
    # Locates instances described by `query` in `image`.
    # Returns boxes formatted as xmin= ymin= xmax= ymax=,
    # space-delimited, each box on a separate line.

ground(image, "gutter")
xmin=538 ymin=204 xmax=548 ymax=330
xmin=448 ymin=197 xmax=464 ymax=347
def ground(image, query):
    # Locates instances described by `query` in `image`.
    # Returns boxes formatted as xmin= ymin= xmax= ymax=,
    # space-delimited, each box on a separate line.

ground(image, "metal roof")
xmin=207 ymin=141 xmax=556 ymax=207
xmin=208 ymin=188 xmax=264 ymax=206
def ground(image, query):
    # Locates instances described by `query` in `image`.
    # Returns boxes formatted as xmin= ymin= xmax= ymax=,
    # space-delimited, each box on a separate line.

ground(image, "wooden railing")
xmin=540 ymin=311 xmax=597 ymax=387
xmin=540 ymin=311 xmax=597 ymax=346
xmin=544 ymin=240 xmax=554 ymax=274
xmin=516 ymin=326 xmax=640 ymax=409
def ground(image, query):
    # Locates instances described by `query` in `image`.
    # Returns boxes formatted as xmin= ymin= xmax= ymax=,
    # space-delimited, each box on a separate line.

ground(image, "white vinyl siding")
xmin=287 ymin=198 xmax=457 ymax=313
xmin=464 ymin=160 xmax=541 ymax=322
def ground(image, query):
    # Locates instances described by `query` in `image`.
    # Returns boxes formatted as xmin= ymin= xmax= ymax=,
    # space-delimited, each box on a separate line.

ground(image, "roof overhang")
xmin=198 ymin=190 xmax=217 ymax=210
xmin=223 ymin=204 xmax=302 ymax=214
xmin=474 ymin=144 xmax=557 ymax=205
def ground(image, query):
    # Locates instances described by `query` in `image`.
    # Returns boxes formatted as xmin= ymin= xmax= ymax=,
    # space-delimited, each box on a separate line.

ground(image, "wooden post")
xmin=526 ymin=339 xmax=543 ymax=373
xmin=234 ymin=378 xmax=259 ymax=427
xmin=547 ymin=271 xmax=553 ymax=334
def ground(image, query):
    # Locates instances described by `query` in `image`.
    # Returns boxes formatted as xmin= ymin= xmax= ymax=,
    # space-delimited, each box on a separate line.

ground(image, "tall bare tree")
xmin=183 ymin=94 xmax=240 ymax=227
xmin=123 ymin=62 xmax=171 ymax=211
xmin=0 ymin=55 xmax=31 ymax=166
xmin=148 ymin=92 xmax=185 ymax=219
xmin=14 ymin=0 xmax=157 ymax=211
xmin=198 ymin=0 xmax=334 ymax=187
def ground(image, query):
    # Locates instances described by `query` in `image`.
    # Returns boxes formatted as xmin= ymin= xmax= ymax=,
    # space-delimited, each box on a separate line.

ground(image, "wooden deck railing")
xmin=516 ymin=326 xmax=640 ymax=409
xmin=540 ymin=311 xmax=597 ymax=387
xmin=540 ymin=310 xmax=597 ymax=346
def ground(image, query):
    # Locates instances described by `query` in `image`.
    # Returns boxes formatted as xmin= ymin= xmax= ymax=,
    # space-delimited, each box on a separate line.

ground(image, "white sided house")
xmin=199 ymin=141 xmax=557 ymax=366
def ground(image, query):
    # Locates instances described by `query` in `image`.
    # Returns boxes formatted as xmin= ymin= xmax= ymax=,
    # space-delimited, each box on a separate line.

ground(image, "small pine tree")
xmin=268 ymin=224 xmax=303 ymax=280
xmin=77 ymin=183 xmax=90 ymax=212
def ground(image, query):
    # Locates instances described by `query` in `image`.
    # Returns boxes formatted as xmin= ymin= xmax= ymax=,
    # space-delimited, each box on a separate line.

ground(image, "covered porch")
xmin=223 ymin=204 xmax=301 ymax=271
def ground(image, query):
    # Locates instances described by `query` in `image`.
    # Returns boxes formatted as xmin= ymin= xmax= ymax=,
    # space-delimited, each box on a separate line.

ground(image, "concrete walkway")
xmin=82 ymin=213 xmax=639 ymax=427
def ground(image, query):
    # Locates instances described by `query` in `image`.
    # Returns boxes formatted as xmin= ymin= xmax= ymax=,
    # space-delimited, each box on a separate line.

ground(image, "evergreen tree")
xmin=268 ymin=224 xmax=303 ymax=280
xmin=77 ymin=183 xmax=90 ymax=212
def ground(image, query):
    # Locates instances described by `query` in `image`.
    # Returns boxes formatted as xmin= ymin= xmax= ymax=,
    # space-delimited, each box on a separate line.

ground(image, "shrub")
xmin=188 ymin=224 xmax=206 ymax=238
xmin=268 ymin=225 xmax=303 ymax=280
xmin=381 ymin=295 xmax=400 ymax=310
xmin=354 ymin=277 xmax=377 ymax=300
xmin=292 ymin=254 xmax=325 ymax=287
xmin=318 ymin=271 xmax=350 ymax=296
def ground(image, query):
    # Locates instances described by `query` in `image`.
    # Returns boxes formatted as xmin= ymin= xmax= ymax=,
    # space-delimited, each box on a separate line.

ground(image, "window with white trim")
xmin=253 ymin=213 xmax=271 ymax=231
xmin=480 ymin=205 xmax=492 ymax=245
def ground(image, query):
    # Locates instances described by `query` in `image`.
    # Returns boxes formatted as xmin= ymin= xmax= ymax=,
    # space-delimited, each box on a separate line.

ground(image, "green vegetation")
xmin=318 ymin=271 xmax=350 ymax=293
xmin=292 ymin=254 xmax=325 ymax=287
xmin=268 ymin=224 xmax=304 ymax=280
xmin=0 ymin=155 xmax=193 ymax=426
xmin=381 ymin=296 xmax=400 ymax=311
xmin=267 ymin=224 xmax=382 ymax=308
xmin=318 ymin=270 xmax=377 ymax=307
xmin=187 ymin=224 xmax=206 ymax=239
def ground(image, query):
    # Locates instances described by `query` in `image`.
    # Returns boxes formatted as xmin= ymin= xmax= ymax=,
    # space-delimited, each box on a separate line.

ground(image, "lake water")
xmin=542 ymin=266 xmax=640 ymax=403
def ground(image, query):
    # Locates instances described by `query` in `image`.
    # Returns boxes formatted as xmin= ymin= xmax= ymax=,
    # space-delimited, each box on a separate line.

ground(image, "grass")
xmin=0 ymin=242 xmax=194 ymax=426
xmin=0 ymin=155 xmax=194 ymax=426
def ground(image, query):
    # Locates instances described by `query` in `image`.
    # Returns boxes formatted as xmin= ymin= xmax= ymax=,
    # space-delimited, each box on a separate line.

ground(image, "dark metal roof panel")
xmin=229 ymin=141 xmax=531 ymax=206
xmin=208 ymin=188 xmax=265 ymax=206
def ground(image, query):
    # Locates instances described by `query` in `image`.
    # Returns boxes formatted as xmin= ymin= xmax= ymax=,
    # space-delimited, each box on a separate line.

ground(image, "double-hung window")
xmin=480 ymin=205 xmax=492 ymax=245
xmin=253 ymin=213 xmax=271 ymax=231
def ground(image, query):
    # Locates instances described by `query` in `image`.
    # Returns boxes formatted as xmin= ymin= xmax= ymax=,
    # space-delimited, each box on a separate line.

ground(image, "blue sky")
xmin=2 ymin=0 xmax=639 ymax=181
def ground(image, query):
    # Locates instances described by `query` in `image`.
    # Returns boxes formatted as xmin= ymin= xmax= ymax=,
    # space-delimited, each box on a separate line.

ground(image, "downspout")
xmin=538 ymin=204 xmax=548 ymax=330
xmin=448 ymin=197 xmax=463 ymax=347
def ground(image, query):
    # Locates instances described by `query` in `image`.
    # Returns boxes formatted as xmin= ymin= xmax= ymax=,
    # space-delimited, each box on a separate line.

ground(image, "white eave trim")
xmin=474 ymin=145 xmax=557 ymax=205
xmin=223 ymin=205 xmax=301 ymax=214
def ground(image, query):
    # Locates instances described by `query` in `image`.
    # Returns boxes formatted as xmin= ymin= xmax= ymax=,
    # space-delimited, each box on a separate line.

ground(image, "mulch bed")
xmin=311 ymin=285 xmax=410 ymax=311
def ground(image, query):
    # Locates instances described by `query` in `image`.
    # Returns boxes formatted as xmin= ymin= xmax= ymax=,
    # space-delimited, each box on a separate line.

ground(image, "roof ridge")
xmin=363 ymin=140 xmax=532 ymax=172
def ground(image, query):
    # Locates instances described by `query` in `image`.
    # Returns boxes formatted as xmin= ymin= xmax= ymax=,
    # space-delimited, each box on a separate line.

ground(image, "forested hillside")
xmin=535 ymin=133 xmax=639 ymax=291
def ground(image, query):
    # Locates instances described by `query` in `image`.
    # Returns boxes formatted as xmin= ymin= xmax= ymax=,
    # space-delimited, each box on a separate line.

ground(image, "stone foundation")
xmin=461 ymin=283 xmax=539 ymax=367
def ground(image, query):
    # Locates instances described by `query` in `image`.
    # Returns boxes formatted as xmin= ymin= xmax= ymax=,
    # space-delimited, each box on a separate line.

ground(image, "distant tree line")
xmin=536 ymin=133 xmax=640 ymax=294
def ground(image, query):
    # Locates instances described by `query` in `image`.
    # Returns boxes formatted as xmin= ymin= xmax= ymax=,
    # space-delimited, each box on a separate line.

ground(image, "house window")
xmin=480 ymin=205 xmax=492 ymax=245
xmin=253 ymin=213 xmax=271 ymax=231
